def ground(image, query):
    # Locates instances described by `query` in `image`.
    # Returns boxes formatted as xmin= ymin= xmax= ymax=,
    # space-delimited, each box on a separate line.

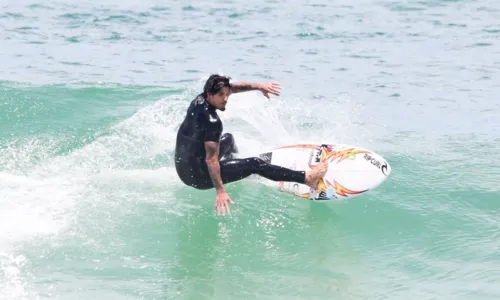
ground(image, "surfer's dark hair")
xmin=203 ymin=74 xmax=231 ymax=97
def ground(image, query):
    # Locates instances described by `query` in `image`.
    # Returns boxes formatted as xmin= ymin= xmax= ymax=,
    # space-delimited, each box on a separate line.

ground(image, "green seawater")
xmin=1 ymin=1 xmax=499 ymax=299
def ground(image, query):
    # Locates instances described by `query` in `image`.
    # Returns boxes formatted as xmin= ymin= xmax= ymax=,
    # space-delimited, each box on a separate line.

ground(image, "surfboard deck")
xmin=258 ymin=143 xmax=391 ymax=201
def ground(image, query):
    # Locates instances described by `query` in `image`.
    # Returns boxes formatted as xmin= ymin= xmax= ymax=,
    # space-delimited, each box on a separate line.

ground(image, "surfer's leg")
xmin=219 ymin=157 xmax=306 ymax=184
xmin=219 ymin=133 xmax=238 ymax=160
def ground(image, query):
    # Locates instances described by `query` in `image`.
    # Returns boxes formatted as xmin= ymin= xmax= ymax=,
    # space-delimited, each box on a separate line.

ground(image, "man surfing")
xmin=174 ymin=74 xmax=328 ymax=216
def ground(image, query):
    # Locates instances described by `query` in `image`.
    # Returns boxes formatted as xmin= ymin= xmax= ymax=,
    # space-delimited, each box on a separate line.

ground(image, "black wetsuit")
xmin=174 ymin=94 xmax=306 ymax=190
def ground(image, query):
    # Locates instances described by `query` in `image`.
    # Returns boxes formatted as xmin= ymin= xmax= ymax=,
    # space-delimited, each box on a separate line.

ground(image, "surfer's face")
xmin=207 ymin=87 xmax=230 ymax=111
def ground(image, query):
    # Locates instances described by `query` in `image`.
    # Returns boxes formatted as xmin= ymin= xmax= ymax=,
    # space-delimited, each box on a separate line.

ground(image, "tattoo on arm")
xmin=204 ymin=141 xmax=225 ymax=193
xmin=230 ymin=82 xmax=261 ymax=94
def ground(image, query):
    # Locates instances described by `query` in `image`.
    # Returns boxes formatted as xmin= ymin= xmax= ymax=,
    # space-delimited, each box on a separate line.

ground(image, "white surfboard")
xmin=258 ymin=143 xmax=391 ymax=201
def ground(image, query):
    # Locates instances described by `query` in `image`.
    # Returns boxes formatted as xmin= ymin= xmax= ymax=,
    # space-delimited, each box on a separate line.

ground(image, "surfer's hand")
xmin=259 ymin=82 xmax=281 ymax=99
xmin=215 ymin=191 xmax=234 ymax=216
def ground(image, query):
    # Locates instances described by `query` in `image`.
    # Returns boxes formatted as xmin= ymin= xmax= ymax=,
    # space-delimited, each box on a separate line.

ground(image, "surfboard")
xmin=258 ymin=143 xmax=391 ymax=201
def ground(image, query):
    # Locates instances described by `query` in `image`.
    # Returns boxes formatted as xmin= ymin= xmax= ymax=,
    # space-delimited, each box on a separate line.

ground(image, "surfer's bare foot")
xmin=305 ymin=160 xmax=329 ymax=187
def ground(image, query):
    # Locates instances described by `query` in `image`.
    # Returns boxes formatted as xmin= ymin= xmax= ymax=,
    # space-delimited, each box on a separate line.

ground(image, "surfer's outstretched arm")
xmin=205 ymin=141 xmax=224 ymax=193
xmin=230 ymin=81 xmax=281 ymax=99
xmin=230 ymin=82 xmax=261 ymax=93
xmin=205 ymin=141 xmax=234 ymax=216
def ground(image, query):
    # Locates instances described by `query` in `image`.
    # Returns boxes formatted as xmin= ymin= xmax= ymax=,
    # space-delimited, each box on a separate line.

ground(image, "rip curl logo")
xmin=381 ymin=163 xmax=388 ymax=175
xmin=363 ymin=153 xmax=388 ymax=176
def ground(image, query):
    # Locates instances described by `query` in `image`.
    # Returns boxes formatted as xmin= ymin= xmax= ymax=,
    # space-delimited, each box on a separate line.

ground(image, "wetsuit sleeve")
xmin=201 ymin=111 xmax=222 ymax=143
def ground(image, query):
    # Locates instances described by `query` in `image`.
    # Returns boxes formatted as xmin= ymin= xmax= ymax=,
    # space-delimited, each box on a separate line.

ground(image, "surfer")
xmin=174 ymin=74 xmax=328 ymax=215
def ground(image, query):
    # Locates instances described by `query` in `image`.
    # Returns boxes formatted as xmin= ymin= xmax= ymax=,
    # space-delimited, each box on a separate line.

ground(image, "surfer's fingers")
xmin=223 ymin=198 xmax=230 ymax=214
